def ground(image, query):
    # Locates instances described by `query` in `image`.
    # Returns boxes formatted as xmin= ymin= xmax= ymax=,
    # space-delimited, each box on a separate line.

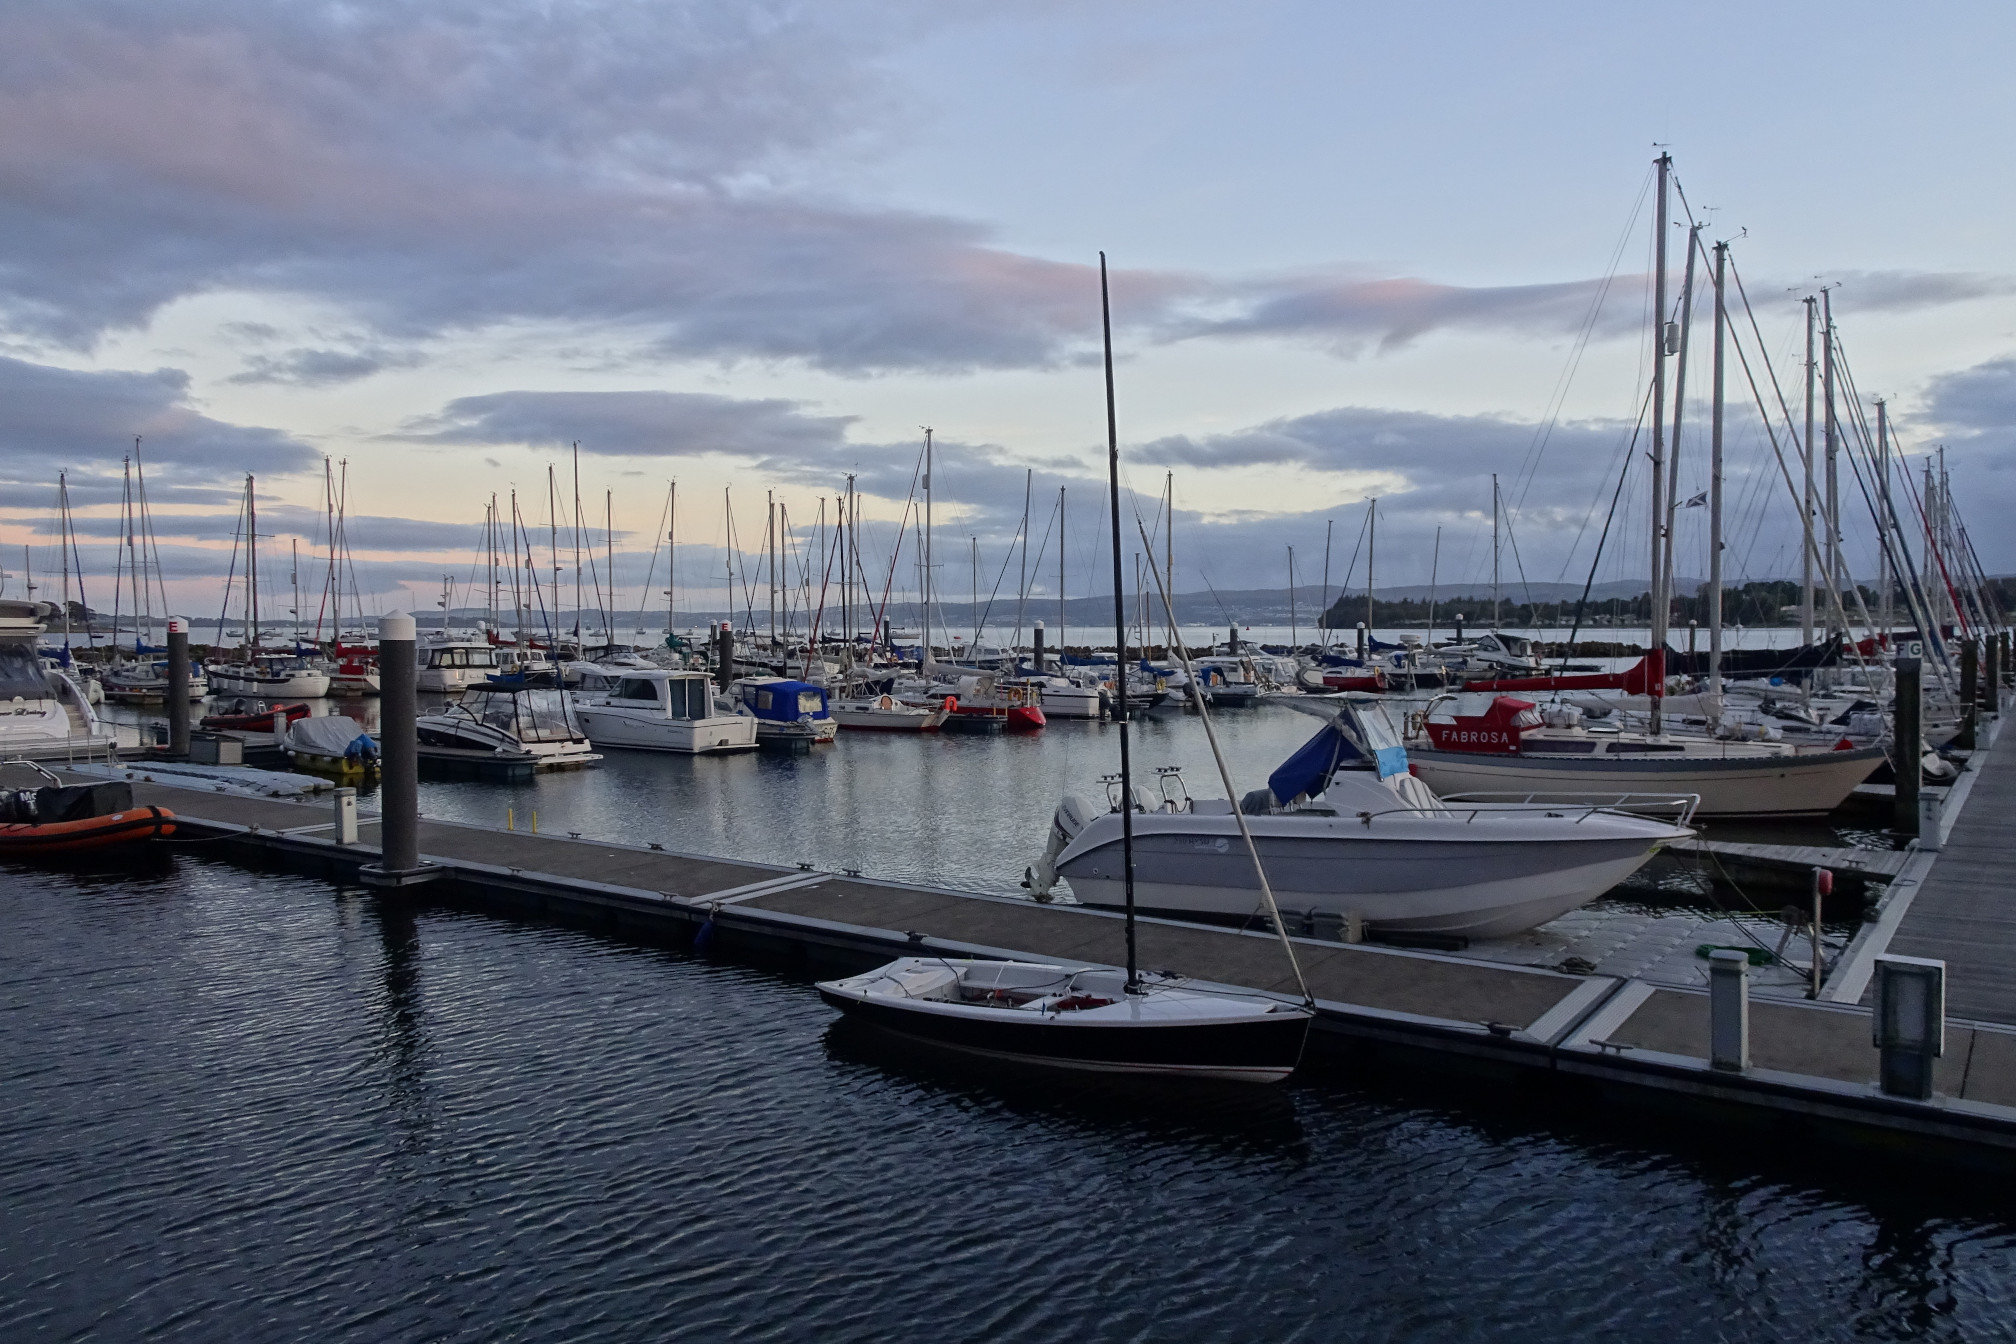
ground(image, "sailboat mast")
xmin=247 ymin=475 xmax=260 ymax=657
xmin=667 ymin=481 xmax=678 ymax=636
xmin=57 ymin=474 xmax=72 ymax=647
xmin=1876 ymin=400 xmax=1892 ymax=638
xmin=548 ymin=466 xmax=562 ymax=648
xmin=1165 ymin=472 xmax=1176 ymax=638
xmin=1365 ymin=498 xmax=1376 ymax=636
xmin=1709 ymin=239 xmax=1728 ymax=699
xmin=605 ymin=488 xmax=615 ymax=645
xmin=1058 ymin=486 xmax=1066 ymax=646
xmin=1288 ymin=546 xmax=1297 ymax=647
xmin=1098 ymin=253 xmax=1139 ymax=993
xmin=922 ymin=428 xmax=934 ymax=661
xmin=1491 ymin=473 xmax=1501 ymax=629
xmin=571 ymin=443 xmax=584 ymax=645
xmin=1017 ymin=469 xmax=1031 ymax=651
xmin=1822 ymin=287 xmax=1840 ymax=629
xmin=1800 ymin=295 xmax=1818 ymax=643
xmin=1647 ymin=151 xmax=1671 ymax=737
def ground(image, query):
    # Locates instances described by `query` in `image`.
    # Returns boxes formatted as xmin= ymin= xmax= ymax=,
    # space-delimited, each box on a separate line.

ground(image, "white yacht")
xmin=415 ymin=686 xmax=600 ymax=770
xmin=0 ymin=601 xmax=117 ymax=761
xmin=573 ymin=670 xmax=757 ymax=754
xmin=1027 ymin=697 xmax=1692 ymax=940
xmin=102 ymin=659 xmax=210 ymax=703
xmin=206 ymin=657 xmax=330 ymax=698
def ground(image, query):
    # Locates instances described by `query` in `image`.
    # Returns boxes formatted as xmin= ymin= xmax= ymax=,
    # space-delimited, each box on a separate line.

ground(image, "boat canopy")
xmin=460 ymin=686 xmax=583 ymax=742
xmin=1265 ymin=701 xmax=1409 ymax=804
xmin=738 ymin=679 xmax=828 ymax=722
xmin=0 ymin=642 xmax=54 ymax=700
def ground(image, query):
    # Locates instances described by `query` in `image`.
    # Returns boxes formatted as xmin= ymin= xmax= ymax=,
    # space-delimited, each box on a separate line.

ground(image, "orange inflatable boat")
xmin=0 ymin=805 xmax=178 ymax=857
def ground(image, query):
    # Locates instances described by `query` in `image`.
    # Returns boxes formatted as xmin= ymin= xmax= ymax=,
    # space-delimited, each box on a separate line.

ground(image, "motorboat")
xmin=1010 ymin=673 xmax=1106 ymax=720
xmin=325 ymin=645 xmax=381 ymax=696
xmin=202 ymin=699 xmax=311 ymax=731
xmin=816 ymin=959 xmax=1311 ymax=1082
xmin=0 ymin=601 xmax=118 ymax=761
xmin=416 ymin=685 xmax=601 ymax=770
xmin=0 ymin=772 xmax=176 ymax=858
xmin=101 ymin=658 xmax=210 ymax=703
xmin=207 ymin=656 xmax=332 ymax=698
xmin=415 ymin=639 xmax=501 ymax=693
xmin=1028 ymin=697 xmax=1695 ymax=939
xmin=279 ymin=714 xmax=380 ymax=782
xmin=1404 ymin=693 xmax=1889 ymax=820
xmin=827 ymin=691 xmax=949 ymax=732
xmin=1190 ymin=656 xmax=1262 ymax=707
xmin=573 ymin=670 xmax=758 ymax=754
xmin=904 ymin=671 xmax=1045 ymax=730
xmin=729 ymin=677 xmax=838 ymax=744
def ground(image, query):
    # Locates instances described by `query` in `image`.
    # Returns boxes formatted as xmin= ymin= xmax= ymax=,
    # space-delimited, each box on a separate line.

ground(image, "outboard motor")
xmin=1023 ymin=793 xmax=1099 ymax=900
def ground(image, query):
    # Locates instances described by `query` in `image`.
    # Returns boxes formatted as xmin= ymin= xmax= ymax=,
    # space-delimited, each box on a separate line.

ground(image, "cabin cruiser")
xmin=574 ymin=670 xmax=757 ymax=754
xmin=414 ymin=639 xmax=501 ymax=693
xmin=1027 ymin=696 xmax=1693 ymax=940
xmin=727 ymin=676 xmax=837 ymax=743
xmin=1404 ymin=693 xmax=1888 ymax=819
xmin=901 ymin=670 xmax=1046 ymax=730
xmin=1008 ymin=673 xmax=1106 ymax=720
xmin=416 ymin=686 xmax=600 ymax=770
xmin=0 ymin=601 xmax=117 ymax=761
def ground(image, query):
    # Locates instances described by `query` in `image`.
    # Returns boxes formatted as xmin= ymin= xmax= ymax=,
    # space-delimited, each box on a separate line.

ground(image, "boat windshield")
xmin=1351 ymin=701 xmax=1410 ymax=779
xmin=612 ymin=677 xmax=662 ymax=702
xmin=514 ymin=688 xmax=582 ymax=742
xmin=0 ymin=642 xmax=52 ymax=699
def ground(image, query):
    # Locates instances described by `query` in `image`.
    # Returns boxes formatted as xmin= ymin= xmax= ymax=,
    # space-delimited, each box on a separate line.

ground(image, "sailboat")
xmin=818 ymin=256 xmax=1314 ymax=1082
xmin=101 ymin=451 xmax=209 ymax=704
xmin=1400 ymin=155 xmax=1884 ymax=818
xmin=209 ymin=477 xmax=331 ymax=698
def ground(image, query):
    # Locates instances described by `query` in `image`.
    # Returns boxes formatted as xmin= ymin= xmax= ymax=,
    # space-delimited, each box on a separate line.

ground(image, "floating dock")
xmin=27 ymin=712 xmax=2015 ymax=1170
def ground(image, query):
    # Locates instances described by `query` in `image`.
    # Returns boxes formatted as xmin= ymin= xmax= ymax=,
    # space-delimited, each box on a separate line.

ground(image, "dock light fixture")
xmin=1872 ymin=955 xmax=1945 ymax=1101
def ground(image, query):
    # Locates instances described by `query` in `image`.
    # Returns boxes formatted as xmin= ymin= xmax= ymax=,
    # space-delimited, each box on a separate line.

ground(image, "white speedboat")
xmin=1029 ymin=698 xmax=1693 ymax=939
xmin=416 ymin=686 xmax=600 ymax=770
xmin=573 ymin=670 xmax=757 ymax=754
xmin=1012 ymin=674 xmax=1106 ymax=719
xmin=817 ymin=959 xmax=1311 ymax=1082
xmin=1406 ymin=693 xmax=1888 ymax=819
xmin=0 ymin=601 xmax=117 ymax=761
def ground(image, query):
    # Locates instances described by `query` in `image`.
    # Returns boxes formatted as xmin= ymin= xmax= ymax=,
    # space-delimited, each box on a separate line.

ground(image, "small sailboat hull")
xmin=817 ymin=959 xmax=1311 ymax=1083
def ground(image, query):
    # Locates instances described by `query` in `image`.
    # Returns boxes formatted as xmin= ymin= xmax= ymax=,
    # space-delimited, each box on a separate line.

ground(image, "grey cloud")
xmin=227 ymin=346 xmax=422 ymax=387
xmin=0 ymin=354 xmax=317 ymax=488
xmin=400 ymin=389 xmax=859 ymax=464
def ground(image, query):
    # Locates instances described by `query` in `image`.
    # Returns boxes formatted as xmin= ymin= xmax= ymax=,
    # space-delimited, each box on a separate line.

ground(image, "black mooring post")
xmin=1959 ymin=639 xmax=1979 ymax=750
xmin=1894 ymin=657 xmax=1921 ymax=838
xmin=166 ymin=617 xmax=191 ymax=758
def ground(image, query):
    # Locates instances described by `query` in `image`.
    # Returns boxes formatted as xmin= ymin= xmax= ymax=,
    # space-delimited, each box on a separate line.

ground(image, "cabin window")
xmin=796 ymin=690 xmax=824 ymax=715
xmin=1533 ymin=739 xmax=1598 ymax=754
xmin=0 ymin=644 xmax=51 ymax=700
xmin=755 ymin=690 xmax=773 ymax=711
xmin=613 ymin=677 xmax=660 ymax=702
xmin=1609 ymin=741 xmax=1687 ymax=754
xmin=470 ymin=648 xmax=497 ymax=668
xmin=516 ymin=688 xmax=582 ymax=742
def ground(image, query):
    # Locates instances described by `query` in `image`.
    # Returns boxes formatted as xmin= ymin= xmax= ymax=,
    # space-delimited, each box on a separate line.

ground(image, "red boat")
xmin=0 ymin=805 xmax=178 ymax=857
xmin=1458 ymin=651 xmax=1663 ymax=695
xmin=201 ymin=701 xmax=312 ymax=730
xmin=1318 ymin=667 xmax=1388 ymax=693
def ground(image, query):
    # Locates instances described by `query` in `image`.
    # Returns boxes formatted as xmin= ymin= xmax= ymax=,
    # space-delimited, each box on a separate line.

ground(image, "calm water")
xmin=3 ymin=856 xmax=2011 ymax=1342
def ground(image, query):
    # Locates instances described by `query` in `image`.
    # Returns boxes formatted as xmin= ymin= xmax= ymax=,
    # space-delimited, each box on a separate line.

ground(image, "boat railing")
xmin=1436 ymin=790 xmax=1701 ymax=825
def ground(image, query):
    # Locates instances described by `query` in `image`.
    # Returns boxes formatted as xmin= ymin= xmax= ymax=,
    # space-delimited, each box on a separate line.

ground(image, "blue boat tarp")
xmin=1265 ymin=703 xmax=1409 ymax=803
xmin=738 ymin=679 xmax=829 ymax=721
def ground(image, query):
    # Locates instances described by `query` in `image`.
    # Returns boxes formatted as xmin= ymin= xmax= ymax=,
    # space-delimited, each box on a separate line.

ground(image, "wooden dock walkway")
xmin=24 ymin=764 xmax=2006 ymax=1168
xmin=1887 ymin=714 xmax=2016 ymax=1023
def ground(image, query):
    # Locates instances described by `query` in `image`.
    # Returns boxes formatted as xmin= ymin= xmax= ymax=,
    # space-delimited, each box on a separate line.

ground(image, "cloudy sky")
xmin=1 ymin=0 xmax=2012 ymax=625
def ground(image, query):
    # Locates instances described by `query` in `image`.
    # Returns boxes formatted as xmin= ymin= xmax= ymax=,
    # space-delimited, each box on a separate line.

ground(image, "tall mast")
xmin=57 ymin=474 xmax=72 ymax=647
xmin=1428 ymin=525 xmax=1441 ymax=642
xmin=1800 ymin=295 xmax=1818 ymax=643
xmin=667 ymin=481 xmax=678 ymax=636
xmin=1709 ymin=239 xmax=1728 ymax=700
xmin=1663 ymin=223 xmax=1702 ymax=624
xmin=1058 ymin=486 xmax=1066 ymax=647
xmin=291 ymin=537 xmax=301 ymax=648
xmin=1491 ymin=473 xmax=1501 ymax=629
xmin=922 ymin=427 xmax=934 ymax=661
xmin=767 ymin=489 xmax=778 ymax=648
xmin=1365 ymin=498 xmax=1376 ymax=636
xmin=605 ymin=488 xmax=615 ymax=645
xmin=1647 ymin=151 xmax=1671 ymax=736
xmin=1822 ymin=287 xmax=1840 ymax=629
xmin=1876 ymin=400 xmax=1892 ymax=638
xmin=1287 ymin=546 xmax=1298 ymax=647
xmin=247 ymin=474 xmax=260 ymax=656
xmin=512 ymin=489 xmax=528 ymax=654
xmin=1318 ymin=516 xmax=1332 ymax=649
xmin=571 ymin=442 xmax=584 ymax=644
xmin=1017 ymin=468 xmax=1031 ymax=652
xmin=1165 ymin=472 xmax=1176 ymax=639
xmin=970 ymin=535 xmax=980 ymax=648
xmin=1099 ymin=252 xmax=1139 ymax=993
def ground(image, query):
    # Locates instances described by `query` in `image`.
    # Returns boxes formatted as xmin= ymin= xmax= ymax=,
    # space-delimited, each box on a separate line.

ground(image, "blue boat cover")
xmin=1265 ymin=703 xmax=1409 ymax=803
xmin=739 ymin=679 xmax=829 ymax=721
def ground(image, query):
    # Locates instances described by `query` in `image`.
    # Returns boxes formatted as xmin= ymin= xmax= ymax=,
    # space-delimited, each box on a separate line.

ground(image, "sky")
xmin=1 ymin=0 xmax=2012 ymax=626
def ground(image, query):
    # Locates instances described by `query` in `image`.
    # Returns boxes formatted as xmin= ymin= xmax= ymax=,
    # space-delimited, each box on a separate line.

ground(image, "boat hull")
xmin=573 ymin=706 xmax=758 ymax=754
xmin=1055 ymin=810 xmax=1684 ymax=938
xmin=816 ymin=987 xmax=1310 ymax=1082
xmin=1405 ymin=744 xmax=1888 ymax=818
xmin=0 ymin=805 xmax=177 ymax=856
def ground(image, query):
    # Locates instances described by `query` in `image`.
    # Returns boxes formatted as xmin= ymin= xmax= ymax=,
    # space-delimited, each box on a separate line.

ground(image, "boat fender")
xmin=693 ymin=915 xmax=716 ymax=953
